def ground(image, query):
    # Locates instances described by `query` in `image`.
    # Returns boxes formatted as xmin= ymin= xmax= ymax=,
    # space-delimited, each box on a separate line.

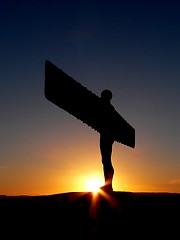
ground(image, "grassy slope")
xmin=1 ymin=191 xmax=180 ymax=239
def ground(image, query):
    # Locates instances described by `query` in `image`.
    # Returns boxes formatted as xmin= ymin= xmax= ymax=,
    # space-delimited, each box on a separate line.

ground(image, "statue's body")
xmin=45 ymin=60 xmax=135 ymax=192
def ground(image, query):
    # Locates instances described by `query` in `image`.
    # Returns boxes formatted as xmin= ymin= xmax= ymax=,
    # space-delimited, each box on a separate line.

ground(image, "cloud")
xmin=169 ymin=179 xmax=180 ymax=185
xmin=68 ymin=29 xmax=91 ymax=39
xmin=0 ymin=166 xmax=6 ymax=169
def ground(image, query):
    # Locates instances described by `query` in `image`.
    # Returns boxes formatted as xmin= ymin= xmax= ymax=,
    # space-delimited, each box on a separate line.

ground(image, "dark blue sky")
xmin=1 ymin=0 xmax=180 ymax=195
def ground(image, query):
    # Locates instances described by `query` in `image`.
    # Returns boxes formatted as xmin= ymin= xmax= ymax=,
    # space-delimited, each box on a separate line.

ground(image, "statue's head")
xmin=101 ymin=89 xmax=112 ymax=102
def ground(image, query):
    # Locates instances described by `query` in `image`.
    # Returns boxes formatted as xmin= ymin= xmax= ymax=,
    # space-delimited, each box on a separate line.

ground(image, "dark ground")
xmin=1 ymin=191 xmax=180 ymax=239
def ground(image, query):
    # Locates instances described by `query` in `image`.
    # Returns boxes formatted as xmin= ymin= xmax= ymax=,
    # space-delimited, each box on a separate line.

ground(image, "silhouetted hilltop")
xmin=1 ymin=191 xmax=180 ymax=239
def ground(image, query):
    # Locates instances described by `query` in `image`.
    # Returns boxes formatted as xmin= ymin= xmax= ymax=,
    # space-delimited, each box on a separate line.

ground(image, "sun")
xmin=85 ymin=177 xmax=104 ymax=194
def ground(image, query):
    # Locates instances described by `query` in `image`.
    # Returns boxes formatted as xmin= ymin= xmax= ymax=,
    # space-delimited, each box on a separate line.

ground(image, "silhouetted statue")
xmin=45 ymin=60 xmax=135 ymax=192
xmin=99 ymin=89 xmax=115 ymax=192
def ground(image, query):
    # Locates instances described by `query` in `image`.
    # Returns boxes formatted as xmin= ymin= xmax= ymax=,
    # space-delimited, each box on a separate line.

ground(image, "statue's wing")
xmin=45 ymin=60 xmax=135 ymax=148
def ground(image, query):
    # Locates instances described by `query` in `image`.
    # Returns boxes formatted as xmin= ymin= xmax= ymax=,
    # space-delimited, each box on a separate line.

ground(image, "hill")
xmin=1 ymin=191 xmax=180 ymax=239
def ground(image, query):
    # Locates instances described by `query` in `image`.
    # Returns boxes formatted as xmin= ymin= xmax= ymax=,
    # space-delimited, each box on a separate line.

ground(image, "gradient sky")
xmin=0 ymin=0 xmax=180 ymax=195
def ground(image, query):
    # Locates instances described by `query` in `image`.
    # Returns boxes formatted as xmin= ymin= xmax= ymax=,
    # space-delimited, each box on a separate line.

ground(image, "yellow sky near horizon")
xmin=1 ymin=130 xmax=180 ymax=196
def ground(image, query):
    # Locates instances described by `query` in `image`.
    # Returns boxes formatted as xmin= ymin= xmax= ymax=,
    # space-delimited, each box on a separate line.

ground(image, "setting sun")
xmin=85 ymin=177 xmax=104 ymax=193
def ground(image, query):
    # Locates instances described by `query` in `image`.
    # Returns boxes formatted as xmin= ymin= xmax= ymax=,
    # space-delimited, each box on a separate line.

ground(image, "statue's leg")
xmin=100 ymin=136 xmax=114 ymax=192
xmin=103 ymin=164 xmax=114 ymax=191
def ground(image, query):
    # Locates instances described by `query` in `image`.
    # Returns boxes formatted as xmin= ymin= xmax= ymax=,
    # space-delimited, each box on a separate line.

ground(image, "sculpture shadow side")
xmin=45 ymin=60 xmax=135 ymax=148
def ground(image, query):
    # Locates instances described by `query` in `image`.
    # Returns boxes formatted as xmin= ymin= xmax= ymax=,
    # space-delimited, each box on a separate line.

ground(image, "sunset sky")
xmin=0 ymin=0 xmax=180 ymax=196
